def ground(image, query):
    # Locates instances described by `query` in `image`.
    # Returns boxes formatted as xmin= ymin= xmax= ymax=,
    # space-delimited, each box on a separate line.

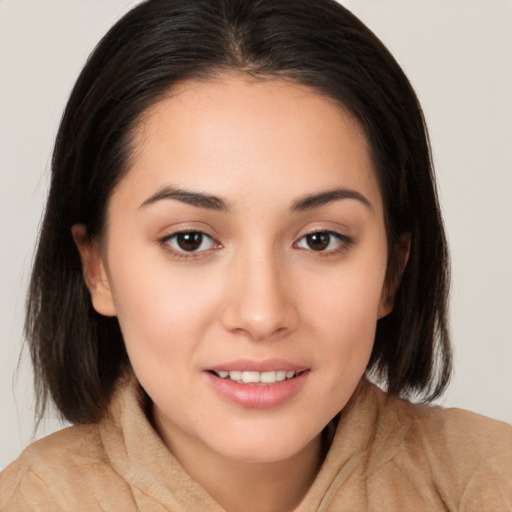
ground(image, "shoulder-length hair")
xmin=27 ymin=0 xmax=451 ymax=424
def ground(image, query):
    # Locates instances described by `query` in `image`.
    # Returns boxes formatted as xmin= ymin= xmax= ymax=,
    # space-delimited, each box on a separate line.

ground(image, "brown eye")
xmin=304 ymin=232 xmax=330 ymax=251
xmin=295 ymin=230 xmax=352 ymax=253
xmin=176 ymin=232 xmax=204 ymax=251
xmin=162 ymin=231 xmax=216 ymax=253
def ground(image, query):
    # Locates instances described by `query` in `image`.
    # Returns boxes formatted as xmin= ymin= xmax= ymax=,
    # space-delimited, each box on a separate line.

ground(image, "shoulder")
xmin=385 ymin=388 xmax=512 ymax=441
xmin=0 ymin=423 xmax=127 ymax=511
xmin=394 ymin=394 xmax=512 ymax=465
xmin=381 ymin=389 xmax=512 ymax=509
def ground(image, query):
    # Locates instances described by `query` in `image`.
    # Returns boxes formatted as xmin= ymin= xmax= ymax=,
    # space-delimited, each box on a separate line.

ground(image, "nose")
xmin=221 ymin=249 xmax=298 ymax=341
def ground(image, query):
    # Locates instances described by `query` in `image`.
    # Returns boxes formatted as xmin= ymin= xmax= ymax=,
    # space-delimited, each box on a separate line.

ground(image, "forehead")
xmin=117 ymin=74 xmax=382 ymax=212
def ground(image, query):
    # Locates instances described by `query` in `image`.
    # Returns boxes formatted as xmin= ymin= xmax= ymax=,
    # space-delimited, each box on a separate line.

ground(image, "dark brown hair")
xmin=27 ymin=0 xmax=451 ymax=425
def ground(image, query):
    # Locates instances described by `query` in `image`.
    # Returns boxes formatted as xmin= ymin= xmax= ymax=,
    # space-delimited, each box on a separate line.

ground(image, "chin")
xmin=216 ymin=442 xmax=306 ymax=464
xmin=203 ymin=422 xmax=321 ymax=464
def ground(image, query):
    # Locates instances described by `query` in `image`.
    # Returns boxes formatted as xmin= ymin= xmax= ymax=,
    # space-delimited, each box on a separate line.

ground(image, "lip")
xmin=207 ymin=358 xmax=308 ymax=373
xmin=204 ymin=359 xmax=310 ymax=409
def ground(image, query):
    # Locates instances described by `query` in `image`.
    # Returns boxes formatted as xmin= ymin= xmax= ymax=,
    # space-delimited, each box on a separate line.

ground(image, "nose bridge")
xmin=221 ymin=242 xmax=297 ymax=340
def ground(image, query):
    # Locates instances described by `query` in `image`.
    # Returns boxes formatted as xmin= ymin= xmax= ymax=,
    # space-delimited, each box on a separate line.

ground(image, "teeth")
xmin=260 ymin=371 xmax=277 ymax=383
xmin=215 ymin=370 xmax=298 ymax=384
xmin=241 ymin=371 xmax=260 ymax=383
xmin=276 ymin=370 xmax=287 ymax=382
xmin=229 ymin=371 xmax=242 ymax=381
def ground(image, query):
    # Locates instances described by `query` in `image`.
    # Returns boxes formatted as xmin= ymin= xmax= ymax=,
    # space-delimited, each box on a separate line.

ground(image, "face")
xmin=76 ymin=75 xmax=391 ymax=466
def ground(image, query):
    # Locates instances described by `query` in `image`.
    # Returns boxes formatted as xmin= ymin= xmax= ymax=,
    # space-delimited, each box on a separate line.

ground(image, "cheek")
xmin=303 ymin=253 xmax=387 ymax=376
xmin=306 ymin=256 xmax=387 ymax=333
xmin=317 ymin=289 xmax=378 ymax=373
xmin=105 ymin=248 xmax=220 ymax=367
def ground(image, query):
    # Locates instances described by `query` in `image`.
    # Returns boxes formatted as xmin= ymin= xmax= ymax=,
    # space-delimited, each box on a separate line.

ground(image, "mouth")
xmin=204 ymin=359 xmax=310 ymax=407
xmin=205 ymin=367 xmax=310 ymax=408
xmin=208 ymin=369 xmax=306 ymax=385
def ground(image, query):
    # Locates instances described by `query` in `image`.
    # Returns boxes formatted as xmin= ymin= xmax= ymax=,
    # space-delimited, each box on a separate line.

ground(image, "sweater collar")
xmin=99 ymin=371 xmax=403 ymax=511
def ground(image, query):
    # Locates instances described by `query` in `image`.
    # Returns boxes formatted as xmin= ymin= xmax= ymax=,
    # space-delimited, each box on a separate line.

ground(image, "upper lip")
xmin=207 ymin=358 xmax=309 ymax=373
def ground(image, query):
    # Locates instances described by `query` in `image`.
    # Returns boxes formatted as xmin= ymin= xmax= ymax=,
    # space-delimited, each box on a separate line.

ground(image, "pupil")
xmin=177 ymin=232 xmax=203 ymax=251
xmin=307 ymin=232 xmax=329 ymax=251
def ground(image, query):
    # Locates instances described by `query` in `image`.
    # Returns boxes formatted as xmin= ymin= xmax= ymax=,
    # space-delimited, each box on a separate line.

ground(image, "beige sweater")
xmin=1 ymin=374 xmax=511 ymax=512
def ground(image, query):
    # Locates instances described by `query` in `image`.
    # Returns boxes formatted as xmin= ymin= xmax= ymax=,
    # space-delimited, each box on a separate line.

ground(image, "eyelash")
xmin=158 ymin=230 xmax=220 ymax=260
xmin=294 ymin=230 xmax=354 ymax=256
xmin=158 ymin=229 xmax=354 ymax=260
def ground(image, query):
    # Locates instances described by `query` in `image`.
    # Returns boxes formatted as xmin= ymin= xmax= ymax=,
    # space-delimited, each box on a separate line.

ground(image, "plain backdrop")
xmin=1 ymin=0 xmax=511 ymax=470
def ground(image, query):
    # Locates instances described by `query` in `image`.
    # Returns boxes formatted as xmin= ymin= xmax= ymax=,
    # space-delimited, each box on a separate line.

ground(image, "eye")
xmin=161 ymin=231 xmax=217 ymax=254
xmin=295 ymin=231 xmax=352 ymax=253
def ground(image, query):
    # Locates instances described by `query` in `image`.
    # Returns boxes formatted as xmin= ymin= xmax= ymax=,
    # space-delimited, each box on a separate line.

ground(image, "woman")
xmin=1 ymin=0 xmax=510 ymax=510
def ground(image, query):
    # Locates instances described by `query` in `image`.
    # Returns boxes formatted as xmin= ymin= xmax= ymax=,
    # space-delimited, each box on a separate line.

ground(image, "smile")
xmin=211 ymin=370 xmax=300 ymax=384
xmin=205 ymin=366 xmax=310 ymax=408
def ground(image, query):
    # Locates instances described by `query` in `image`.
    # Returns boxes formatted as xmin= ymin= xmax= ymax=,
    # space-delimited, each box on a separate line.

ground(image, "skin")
xmin=74 ymin=74 xmax=394 ymax=512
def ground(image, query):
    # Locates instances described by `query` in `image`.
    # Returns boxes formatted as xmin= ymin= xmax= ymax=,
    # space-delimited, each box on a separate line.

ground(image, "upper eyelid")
xmin=162 ymin=228 xmax=211 ymax=237
xmin=159 ymin=226 xmax=218 ymax=241
xmin=295 ymin=228 xmax=351 ymax=241
xmin=159 ymin=227 xmax=350 ymax=240
xmin=292 ymin=219 xmax=351 ymax=236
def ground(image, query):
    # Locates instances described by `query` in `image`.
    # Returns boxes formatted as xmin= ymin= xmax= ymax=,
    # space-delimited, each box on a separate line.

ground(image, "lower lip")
xmin=205 ymin=371 xmax=309 ymax=409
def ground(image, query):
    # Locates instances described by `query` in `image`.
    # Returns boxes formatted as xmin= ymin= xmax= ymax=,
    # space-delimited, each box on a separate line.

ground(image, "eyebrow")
xmin=139 ymin=185 xmax=372 ymax=213
xmin=290 ymin=188 xmax=373 ymax=213
xmin=139 ymin=186 xmax=229 ymax=211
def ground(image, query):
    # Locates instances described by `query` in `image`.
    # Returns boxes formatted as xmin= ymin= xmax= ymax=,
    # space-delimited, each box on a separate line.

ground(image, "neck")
xmin=154 ymin=413 xmax=323 ymax=512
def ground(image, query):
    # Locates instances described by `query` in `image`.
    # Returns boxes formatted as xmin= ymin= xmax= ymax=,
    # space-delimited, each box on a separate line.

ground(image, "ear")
xmin=71 ymin=224 xmax=117 ymax=317
xmin=378 ymin=232 xmax=411 ymax=319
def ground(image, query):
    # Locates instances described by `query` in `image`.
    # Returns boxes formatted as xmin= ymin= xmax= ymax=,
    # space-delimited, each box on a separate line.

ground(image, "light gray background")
xmin=1 ymin=1 xmax=511 ymax=470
